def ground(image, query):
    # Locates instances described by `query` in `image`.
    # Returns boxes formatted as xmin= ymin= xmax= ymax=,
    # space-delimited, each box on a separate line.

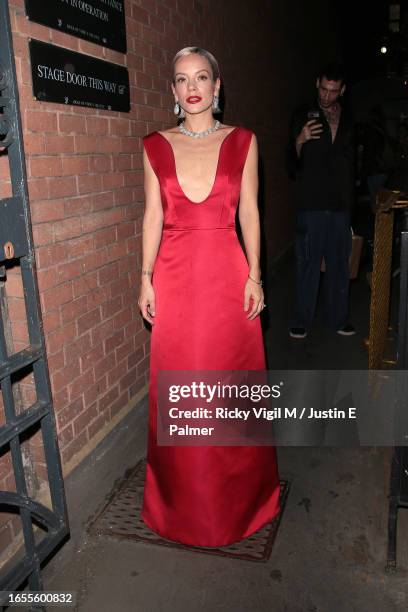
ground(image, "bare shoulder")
xmin=158 ymin=127 xmax=179 ymax=136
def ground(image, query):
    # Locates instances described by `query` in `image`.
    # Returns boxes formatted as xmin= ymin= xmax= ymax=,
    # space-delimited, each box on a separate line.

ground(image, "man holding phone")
xmin=287 ymin=61 xmax=355 ymax=339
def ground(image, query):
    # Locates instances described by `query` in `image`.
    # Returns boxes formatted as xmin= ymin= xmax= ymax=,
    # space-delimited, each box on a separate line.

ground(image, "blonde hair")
xmin=172 ymin=47 xmax=220 ymax=83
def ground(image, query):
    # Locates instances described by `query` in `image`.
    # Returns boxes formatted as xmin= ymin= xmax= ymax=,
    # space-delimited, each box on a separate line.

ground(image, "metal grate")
xmin=0 ymin=1 xmax=69 ymax=606
xmin=368 ymin=190 xmax=408 ymax=369
xmin=88 ymin=458 xmax=289 ymax=563
xmin=369 ymin=208 xmax=394 ymax=369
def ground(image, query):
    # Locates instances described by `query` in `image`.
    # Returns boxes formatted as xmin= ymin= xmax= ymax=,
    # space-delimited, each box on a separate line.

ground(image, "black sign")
xmin=29 ymin=40 xmax=130 ymax=112
xmin=25 ymin=0 xmax=126 ymax=54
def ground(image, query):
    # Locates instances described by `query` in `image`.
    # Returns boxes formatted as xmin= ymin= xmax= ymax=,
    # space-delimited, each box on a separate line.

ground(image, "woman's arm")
xmin=138 ymin=146 xmax=164 ymax=324
xmin=238 ymin=133 xmax=265 ymax=320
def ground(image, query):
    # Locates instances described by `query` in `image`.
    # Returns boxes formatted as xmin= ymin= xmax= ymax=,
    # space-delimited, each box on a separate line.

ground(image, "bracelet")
xmin=248 ymin=274 xmax=262 ymax=286
xmin=141 ymin=269 xmax=153 ymax=277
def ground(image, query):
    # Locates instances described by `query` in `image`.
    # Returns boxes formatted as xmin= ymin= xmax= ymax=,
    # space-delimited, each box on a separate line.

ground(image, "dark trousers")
xmin=291 ymin=210 xmax=352 ymax=331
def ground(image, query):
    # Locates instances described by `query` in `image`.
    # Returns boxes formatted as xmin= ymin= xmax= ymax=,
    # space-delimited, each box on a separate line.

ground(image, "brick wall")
xmin=0 ymin=0 xmax=338 ymax=558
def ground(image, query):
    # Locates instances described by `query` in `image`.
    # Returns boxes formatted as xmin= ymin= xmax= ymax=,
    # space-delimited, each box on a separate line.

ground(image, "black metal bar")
xmin=386 ymin=230 xmax=408 ymax=571
xmin=0 ymin=400 xmax=49 ymax=447
xmin=0 ymin=344 xmax=43 ymax=381
xmin=0 ymin=0 xmax=69 ymax=602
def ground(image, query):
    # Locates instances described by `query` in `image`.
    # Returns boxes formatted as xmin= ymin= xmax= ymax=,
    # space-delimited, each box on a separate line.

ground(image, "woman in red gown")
xmin=138 ymin=47 xmax=280 ymax=547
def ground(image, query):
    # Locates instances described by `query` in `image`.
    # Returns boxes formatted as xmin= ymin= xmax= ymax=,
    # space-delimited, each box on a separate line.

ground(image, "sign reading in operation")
xmin=25 ymin=0 xmax=126 ymax=54
xmin=29 ymin=40 xmax=130 ymax=112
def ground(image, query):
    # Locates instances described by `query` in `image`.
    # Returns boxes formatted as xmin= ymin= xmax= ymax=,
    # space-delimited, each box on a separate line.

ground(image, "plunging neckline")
xmin=156 ymin=127 xmax=238 ymax=204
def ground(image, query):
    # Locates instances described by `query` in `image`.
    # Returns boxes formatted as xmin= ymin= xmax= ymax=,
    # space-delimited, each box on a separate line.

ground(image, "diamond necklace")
xmin=178 ymin=120 xmax=221 ymax=138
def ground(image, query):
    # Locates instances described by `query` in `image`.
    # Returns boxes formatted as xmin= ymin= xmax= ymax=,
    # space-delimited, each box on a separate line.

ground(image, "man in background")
xmin=288 ymin=61 xmax=355 ymax=339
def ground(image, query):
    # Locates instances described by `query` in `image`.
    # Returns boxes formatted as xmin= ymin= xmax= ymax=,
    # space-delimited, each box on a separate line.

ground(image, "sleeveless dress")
xmin=141 ymin=126 xmax=280 ymax=547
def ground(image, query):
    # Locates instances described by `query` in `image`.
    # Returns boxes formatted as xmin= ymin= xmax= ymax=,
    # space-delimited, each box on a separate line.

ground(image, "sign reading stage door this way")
xmin=25 ymin=0 xmax=126 ymax=54
xmin=29 ymin=40 xmax=130 ymax=112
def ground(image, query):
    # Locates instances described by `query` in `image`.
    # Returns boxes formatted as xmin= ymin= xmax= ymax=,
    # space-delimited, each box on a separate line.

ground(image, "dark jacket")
xmin=287 ymin=102 xmax=355 ymax=212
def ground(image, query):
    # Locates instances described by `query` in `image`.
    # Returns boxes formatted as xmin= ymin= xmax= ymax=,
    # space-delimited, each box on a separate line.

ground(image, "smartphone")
xmin=307 ymin=110 xmax=320 ymax=121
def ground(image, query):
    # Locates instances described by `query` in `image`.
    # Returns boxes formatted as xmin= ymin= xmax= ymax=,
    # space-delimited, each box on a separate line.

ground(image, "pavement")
xmin=39 ymin=247 xmax=408 ymax=612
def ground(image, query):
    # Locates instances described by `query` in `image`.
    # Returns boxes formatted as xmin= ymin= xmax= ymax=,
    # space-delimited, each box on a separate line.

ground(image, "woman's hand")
xmin=138 ymin=280 xmax=156 ymax=325
xmin=244 ymin=277 xmax=265 ymax=320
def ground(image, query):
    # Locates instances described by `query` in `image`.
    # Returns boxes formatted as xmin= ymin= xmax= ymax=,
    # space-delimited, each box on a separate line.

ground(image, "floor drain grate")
xmin=88 ymin=458 xmax=290 ymax=562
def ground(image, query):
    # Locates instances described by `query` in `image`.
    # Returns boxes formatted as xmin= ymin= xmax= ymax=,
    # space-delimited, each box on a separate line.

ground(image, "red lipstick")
xmin=186 ymin=96 xmax=202 ymax=103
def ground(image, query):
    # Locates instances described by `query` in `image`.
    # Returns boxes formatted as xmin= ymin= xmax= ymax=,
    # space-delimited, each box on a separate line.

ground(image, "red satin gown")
xmin=141 ymin=126 xmax=280 ymax=547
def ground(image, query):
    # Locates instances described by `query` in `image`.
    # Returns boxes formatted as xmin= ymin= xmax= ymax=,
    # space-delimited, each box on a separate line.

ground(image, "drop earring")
xmin=173 ymin=100 xmax=185 ymax=118
xmin=212 ymin=94 xmax=221 ymax=114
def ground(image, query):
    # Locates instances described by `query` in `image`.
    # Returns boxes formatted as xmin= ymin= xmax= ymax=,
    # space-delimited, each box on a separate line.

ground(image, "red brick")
xmin=37 ymin=243 xmax=67 ymax=268
xmin=137 ymin=355 xmax=149 ymax=377
xmin=56 ymin=397 xmax=84 ymax=429
xmin=66 ymin=235 xmax=94 ymax=259
xmin=113 ymin=306 xmax=133 ymax=331
xmin=86 ymin=286 xmax=110 ymax=310
xmin=48 ymin=349 xmax=65 ymax=372
xmin=42 ymin=282 xmax=73 ymax=312
xmin=23 ymin=133 xmax=45 ymax=154
xmin=93 ymin=354 xmax=114 ymax=382
xmin=83 ymin=376 xmax=107 ymax=406
xmin=61 ymin=296 xmax=88 ymax=325
xmin=86 ymin=117 xmax=109 ymax=135
xmin=32 ymin=223 xmax=54 ymax=246
xmin=37 ymin=267 xmax=58 ymax=291
xmin=54 ymin=217 xmax=83 ymax=241
xmin=98 ymin=386 xmax=119 ymax=413
xmin=77 ymin=307 xmax=101 ymax=335
xmin=78 ymin=174 xmax=102 ymax=194
xmin=64 ymin=196 xmax=92 ymax=217
xmin=91 ymin=191 xmax=114 ymax=211
xmin=45 ymin=135 xmax=75 ymax=154
xmin=62 ymin=156 xmax=89 ymax=176
xmin=59 ymin=114 xmax=87 ymax=133
xmin=52 ymin=359 xmax=81 ymax=393
xmin=26 ymin=111 xmax=57 ymax=133
xmin=119 ymin=366 xmax=137 ymax=394
xmin=82 ymin=208 xmax=123 ymax=233
xmin=89 ymin=156 xmax=112 ymax=173
xmin=69 ymin=369 xmax=95 ymax=401
xmin=131 ymin=4 xmax=149 ymax=23
xmin=75 ymin=135 xmax=101 ymax=154
xmin=73 ymin=271 xmax=98 ymax=298
xmin=50 ymin=29 xmax=79 ymax=50
xmin=109 ymin=118 xmax=130 ymax=137
xmin=94 ymin=227 xmax=117 ymax=249
xmin=117 ymin=222 xmax=135 ymax=241
xmin=81 ymin=250 xmax=107 ymax=273
xmin=61 ymin=430 xmax=88 ymax=465
xmin=73 ymin=402 xmax=98 ymax=436
xmin=56 ymin=260 xmax=83 ymax=284
xmin=129 ymin=376 xmax=147 ymax=398
xmin=113 ymin=155 xmax=132 ymax=171
xmin=101 ymin=296 xmax=122 ymax=319
xmin=53 ymin=387 xmax=69 ymax=412
xmin=88 ymin=412 xmax=109 ymax=439
xmin=91 ymin=319 xmax=114 ymax=346
xmin=28 ymin=178 xmax=49 ymax=201
xmin=48 ymin=177 xmax=77 ymax=198
xmin=64 ymin=333 xmax=92 ymax=365
xmin=30 ymin=157 xmax=62 ymax=177
xmin=42 ymin=310 xmax=61 ymax=335
xmin=102 ymin=172 xmax=124 ymax=190
xmin=116 ymin=339 xmax=133 ymax=363
xmin=80 ymin=343 xmax=104 ymax=373
xmin=105 ymin=329 xmax=124 ymax=354
xmin=110 ymin=276 xmax=130 ymax=298
xmin=110 ymin=392 xmax=129 ymax=418
xmin=31 ymin=200 xmax=65 ymax=223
